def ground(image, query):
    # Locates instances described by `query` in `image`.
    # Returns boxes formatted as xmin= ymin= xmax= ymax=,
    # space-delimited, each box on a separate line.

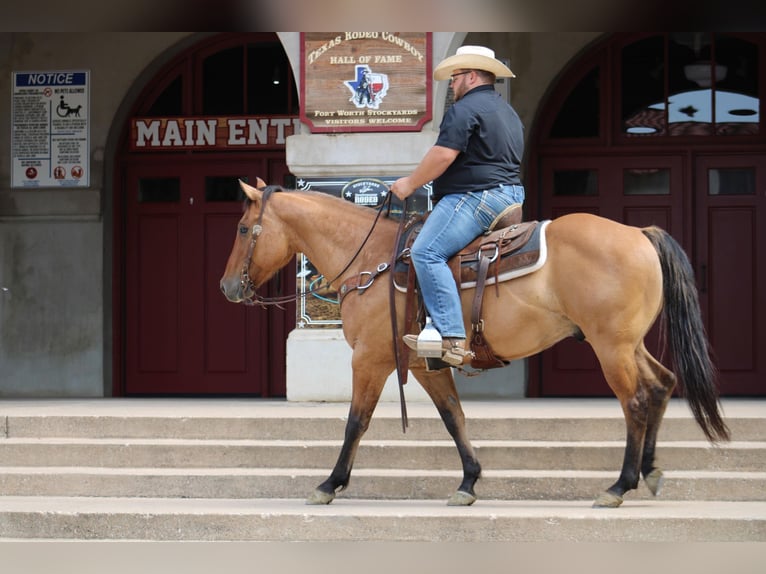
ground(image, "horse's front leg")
xmin=306 ymin=357 xmax=387 ymax=505
xmin=411 ymin=366 xmax=482 ymax=506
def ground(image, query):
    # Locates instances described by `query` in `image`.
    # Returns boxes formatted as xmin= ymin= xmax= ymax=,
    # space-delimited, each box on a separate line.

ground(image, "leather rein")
xmin=238 ymin=186 xmax=411 ymax=431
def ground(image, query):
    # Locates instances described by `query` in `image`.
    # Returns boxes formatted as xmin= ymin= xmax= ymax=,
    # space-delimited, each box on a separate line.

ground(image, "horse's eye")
xmin=239 ymin=224 xmax=249 ymax=235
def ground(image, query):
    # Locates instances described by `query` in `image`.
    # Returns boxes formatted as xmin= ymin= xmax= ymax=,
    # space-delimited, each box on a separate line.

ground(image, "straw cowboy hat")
xmin=433 ymin=45 xmax=515 ymax=81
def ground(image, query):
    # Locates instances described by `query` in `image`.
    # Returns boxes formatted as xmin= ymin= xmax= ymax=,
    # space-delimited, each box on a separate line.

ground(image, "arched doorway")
xmin=113 ymin=33 xmax=298 ymax=396
xmin=529 ymin=32 xmax=765 ymax=397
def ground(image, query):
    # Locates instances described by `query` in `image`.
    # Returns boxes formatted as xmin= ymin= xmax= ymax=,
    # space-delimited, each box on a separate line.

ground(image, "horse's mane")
xmin=243 ymin=184 xmax=395 ymax=224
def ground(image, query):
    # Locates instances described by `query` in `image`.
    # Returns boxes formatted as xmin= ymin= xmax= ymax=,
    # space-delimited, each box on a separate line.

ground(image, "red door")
xmin=695 ymin=154 xmax=766 ymax=395
xmin=536 ymin=154 xmax=685 ymax=396
xmin=122 ymin=157 xmax=293 ymax=395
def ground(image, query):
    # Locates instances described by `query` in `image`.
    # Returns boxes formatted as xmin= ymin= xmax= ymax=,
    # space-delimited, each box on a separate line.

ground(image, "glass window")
xmin=550 ymin=67 xmax=600 ymax=138
xmin=138 ymin=178 xmax=180 ymax=203
xmin=624 ymin=168 xmax=670 ymax=195
xmin=622 ymin=33 xmax=760 ymax=138
xmin=622 ymin=36 xmax=666 ymax=136
xmin=714 ymin=35 xmax=759 ymax=135
xmin=668 ymin=33 xmax=713 ymax=135
xmin=708 ymin=168 xmax=756 ymax=195
xmin=134 ymin=35 xmax=300 ymax=127
xmin=145 ymin=75 xmax=183 ymax=117
xmin=247 ymin=43 xmax=297 ymax=114
xmin=553 ymin=170 xmax=598 ymax=196
xmin=205 ymin=176 xmax=247 ymax=202
xmin=203 ymin=46 xmax=245 ymax=115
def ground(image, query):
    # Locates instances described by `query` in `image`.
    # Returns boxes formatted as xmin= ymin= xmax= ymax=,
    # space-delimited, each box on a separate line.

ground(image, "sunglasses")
xmin=449 ymin=70 xmax=472 ymax=83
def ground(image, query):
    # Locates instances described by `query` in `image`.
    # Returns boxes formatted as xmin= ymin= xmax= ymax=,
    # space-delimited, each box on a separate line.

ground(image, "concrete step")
xmin=1 ymin=467 xmax=764 ymax=502
xmin=4 ymin=412 xmax=765 ymax=442
xmin=1 ymin=496 xmax=764 ymax=541
xmin=0 ymin=438 xmax=763 ymax=471
xmin=3 ymin=398 xmax=765 ymax=441
xmin=1 ymin=398 xmax=763 ymax=542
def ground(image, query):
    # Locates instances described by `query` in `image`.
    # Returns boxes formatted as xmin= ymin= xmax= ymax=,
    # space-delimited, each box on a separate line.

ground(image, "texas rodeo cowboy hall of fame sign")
xmin=301 ymin=32 xmax=432 ymax=132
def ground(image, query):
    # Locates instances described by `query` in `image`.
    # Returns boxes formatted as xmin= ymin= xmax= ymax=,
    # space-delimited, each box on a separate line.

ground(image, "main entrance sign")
xmin=129 ymin=116 xmax=300 ymax=150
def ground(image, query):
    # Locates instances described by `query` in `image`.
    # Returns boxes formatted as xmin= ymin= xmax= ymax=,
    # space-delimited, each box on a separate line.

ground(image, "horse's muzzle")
xmin=220 ymin=277 xmax=247 ymax=303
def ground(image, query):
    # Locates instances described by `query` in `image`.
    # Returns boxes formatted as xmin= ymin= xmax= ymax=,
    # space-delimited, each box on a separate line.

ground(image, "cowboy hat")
xmin=433 ymin=45 xmax=515 ymax=81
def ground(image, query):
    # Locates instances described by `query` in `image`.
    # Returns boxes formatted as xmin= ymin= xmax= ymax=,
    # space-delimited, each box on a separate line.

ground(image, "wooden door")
xmin=123 ymin=158 xmax=293 ymax=395
xmin=695 ymin=154 xmax=766 ymax=395
xmin=537 ymin=155 xmax=685 ymax=396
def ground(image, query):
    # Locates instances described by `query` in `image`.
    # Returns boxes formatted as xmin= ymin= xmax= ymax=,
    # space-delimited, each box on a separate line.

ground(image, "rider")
xmin=391 ymin=45 xmax=525 ymax=366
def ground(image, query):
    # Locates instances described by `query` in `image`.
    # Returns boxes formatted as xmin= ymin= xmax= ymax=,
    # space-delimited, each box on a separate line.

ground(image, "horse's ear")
xmin=255 ymin=177 xmax=267 ymax=189
xmin=239 ymin=179 xmax=262 ymax=202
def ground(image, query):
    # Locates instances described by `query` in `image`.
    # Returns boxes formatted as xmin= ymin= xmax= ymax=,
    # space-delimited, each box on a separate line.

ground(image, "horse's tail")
xmin=641 ymin=226 xmax=730 ymax=443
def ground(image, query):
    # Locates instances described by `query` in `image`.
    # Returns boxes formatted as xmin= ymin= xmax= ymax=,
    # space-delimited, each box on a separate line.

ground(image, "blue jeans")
xmin=410 ymin=184 xmax=525 ymax=338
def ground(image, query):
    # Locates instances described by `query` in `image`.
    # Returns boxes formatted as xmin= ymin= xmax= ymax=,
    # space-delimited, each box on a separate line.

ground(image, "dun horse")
xmin=220 ymin=179 xmax=729 ymax=508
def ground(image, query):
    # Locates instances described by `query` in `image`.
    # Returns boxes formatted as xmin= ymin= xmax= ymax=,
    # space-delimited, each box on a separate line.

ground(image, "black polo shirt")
xmin=433 ymin=84 xmax=524 ymax=200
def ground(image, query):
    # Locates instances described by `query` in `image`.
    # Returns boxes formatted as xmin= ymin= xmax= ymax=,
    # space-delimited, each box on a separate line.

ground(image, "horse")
xmin=220 ymin=178 xmax=730 ymax=508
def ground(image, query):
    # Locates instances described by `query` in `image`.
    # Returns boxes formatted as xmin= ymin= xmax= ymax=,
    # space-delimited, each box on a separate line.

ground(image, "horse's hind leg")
xmin=307 ymin=360 xmax=387 ymax=505
xmin=592 ymin=345 xmax=649 ymax=508
xmin=637 ymin=347 xmax=677 ymax=497
xmin=411 ymin=366 xmax=482 ymax=506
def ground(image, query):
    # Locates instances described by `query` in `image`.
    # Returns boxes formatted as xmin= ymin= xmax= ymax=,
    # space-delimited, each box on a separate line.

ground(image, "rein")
xmin=239 ymin=186 xmax=411 ymax=432
xmin=238 ymin=186 xmax=392 ymax=308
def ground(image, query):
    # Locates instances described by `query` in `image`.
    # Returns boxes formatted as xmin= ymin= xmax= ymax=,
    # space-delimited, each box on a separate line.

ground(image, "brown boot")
xmin=441 ymin=338 xmax=473 ymax=366
xmin=403 ymin=335 xmax=474 ymax=365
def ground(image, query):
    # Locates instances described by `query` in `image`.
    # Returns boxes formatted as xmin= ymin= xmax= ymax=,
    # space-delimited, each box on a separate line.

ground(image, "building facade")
xmin=1 ymin=32 xmax=763 ymax=399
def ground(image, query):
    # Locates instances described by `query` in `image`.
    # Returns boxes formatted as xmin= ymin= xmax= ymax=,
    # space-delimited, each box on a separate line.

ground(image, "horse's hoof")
xmin=592 ymin=491 xmax=624 ymax=508
xmin=306 ymin=489 xmax=335 ymax=505
xmin=645 ymin=468 xmax=664 ymax=497
xmin=447 ymin=490 xmax=477 ymax=506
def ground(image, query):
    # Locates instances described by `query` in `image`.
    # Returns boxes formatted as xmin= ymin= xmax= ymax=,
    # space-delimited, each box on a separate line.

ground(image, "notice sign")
xmin=11 ymin=70 xmax=90 ymax=188
xmin=300 ymin=32 xmax=432 ymax=133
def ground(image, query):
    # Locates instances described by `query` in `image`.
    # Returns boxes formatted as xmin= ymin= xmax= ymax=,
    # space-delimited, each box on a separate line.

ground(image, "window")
xmin=547 ymin=33 xmax=762 ymax=141
xmin=623 ymin=33 xmax=760 ymax=137
xmin=138 ymin=178 xmax=180 ymax=203
xmin=133 ymin=34 xmax=298 ymax=120
xmin=553 ymin=170 xmax=598 ymax=196
xmin=708 ymin=168 xmax=756 ymax=195
xmin=550 ymin=67 xmax=601 ymax=138
xmin=624 ymin=168 xmax=670 ymax=195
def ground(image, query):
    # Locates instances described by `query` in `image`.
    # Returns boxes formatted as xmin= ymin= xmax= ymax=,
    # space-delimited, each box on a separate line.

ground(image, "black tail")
xmin=642 ymin=226 xmax=730 ymax=443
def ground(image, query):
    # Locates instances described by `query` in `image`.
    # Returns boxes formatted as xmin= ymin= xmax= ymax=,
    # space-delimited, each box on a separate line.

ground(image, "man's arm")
xmin=391 ymin=145 xmax=459 ymax=200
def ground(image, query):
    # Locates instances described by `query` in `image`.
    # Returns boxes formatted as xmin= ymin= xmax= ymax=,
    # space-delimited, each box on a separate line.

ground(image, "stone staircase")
xmin=0 ymin=398 xmax=764 ymax=541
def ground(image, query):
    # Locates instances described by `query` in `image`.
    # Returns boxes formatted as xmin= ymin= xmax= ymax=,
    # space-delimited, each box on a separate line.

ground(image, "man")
xmin=391 ymin=45 xmax=525 ymax=366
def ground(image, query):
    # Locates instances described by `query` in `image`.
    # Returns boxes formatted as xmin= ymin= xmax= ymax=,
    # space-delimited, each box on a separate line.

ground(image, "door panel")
xmin=124 ymin=159 xmax=292 ymax=396
xmin=695 ymin=155 xmax=765 ymax=395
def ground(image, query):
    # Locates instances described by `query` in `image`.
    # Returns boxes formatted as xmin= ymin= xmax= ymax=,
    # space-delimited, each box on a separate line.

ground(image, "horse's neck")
xmin=276 ymin=192 xmax=392 ymax=280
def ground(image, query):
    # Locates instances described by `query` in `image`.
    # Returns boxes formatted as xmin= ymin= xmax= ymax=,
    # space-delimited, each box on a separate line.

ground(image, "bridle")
xmin=237 ymin=186 xmax=393 ymax=308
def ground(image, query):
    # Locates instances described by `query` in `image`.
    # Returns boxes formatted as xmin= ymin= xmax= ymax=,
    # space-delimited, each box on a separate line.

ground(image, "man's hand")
xmin=391 ymin=177 xmax=416 ymax=201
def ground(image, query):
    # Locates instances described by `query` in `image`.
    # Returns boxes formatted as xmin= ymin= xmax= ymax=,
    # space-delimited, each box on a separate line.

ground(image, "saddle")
xmin=394 ymin=204 xmax=550 ymax=370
